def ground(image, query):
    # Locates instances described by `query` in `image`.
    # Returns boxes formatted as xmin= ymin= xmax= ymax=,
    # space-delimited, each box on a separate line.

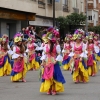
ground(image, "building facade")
xmin=84 ymin=0 xmax=100 ymax=26
xmin=0 ymin=0 xmax=85 ymax=38
xmin=29 ymin=0 xmax=85 ymax=27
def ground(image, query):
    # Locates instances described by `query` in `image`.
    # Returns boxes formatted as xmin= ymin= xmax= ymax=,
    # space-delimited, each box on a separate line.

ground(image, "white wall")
xmin=93 ymin=0 xmax=96 ymax=8
xmin=0 ymin=0 xmax=38 ymax=13
xmin=88 ymin=10 xmax=92 ymax=16
xmin=93 ymin=11 xmax=98 ymax=26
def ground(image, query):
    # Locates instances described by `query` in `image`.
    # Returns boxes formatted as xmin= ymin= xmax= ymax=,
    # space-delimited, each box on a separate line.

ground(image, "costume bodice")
xmin=88 ymin=43 xmax=94 ymax=51
xmin=45 ymin=44 xmax=56 ymax=57
xmin=94 ymin=41 xmax=99 ymax=46
xmin=74 ymin=43 xmax=82 ymax=54
xmin=64 ymin=43 xmax=71 ymax=50
xmin=28 ymin=43 xmax=34 ymax=51
xmin=16 ymin=46 xmax=20 ymax=54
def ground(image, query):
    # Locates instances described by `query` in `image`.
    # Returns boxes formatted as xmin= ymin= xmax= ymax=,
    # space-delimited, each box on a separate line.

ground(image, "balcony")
xmin=63 ymin=5 xmax=69 ymax=12
xmin=88 ymin=3 xmax=94 ymax=9
xmin=38 ymin=0 xmax=45 ymax=9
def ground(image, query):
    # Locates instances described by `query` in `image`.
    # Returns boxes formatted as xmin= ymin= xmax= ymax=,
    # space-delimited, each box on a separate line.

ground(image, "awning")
xmin=0 ymin=8 xmax=36 ymax=21
xmin=29 ymin=17 xmax=53 ymax=27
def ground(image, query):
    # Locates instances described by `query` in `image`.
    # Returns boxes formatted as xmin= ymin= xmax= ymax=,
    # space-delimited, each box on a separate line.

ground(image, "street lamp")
xmin=53 ymin=0 xmax=55 ymax=27
xmin=86 ymin=0 xmax=88 ymax=33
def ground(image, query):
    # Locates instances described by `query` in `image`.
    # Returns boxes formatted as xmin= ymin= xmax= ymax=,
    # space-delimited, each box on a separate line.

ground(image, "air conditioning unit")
xmin=73 ymin=8 xmax=79 ymax=13
xmin=47 ymin=0 xmax=52 ymax=5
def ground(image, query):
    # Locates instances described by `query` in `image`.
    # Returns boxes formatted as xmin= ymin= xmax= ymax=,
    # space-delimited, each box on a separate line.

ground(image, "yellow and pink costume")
xmin=27 ymin=43 xmax=40 ymax=71
xmin=40 ymin=42 xmax=65 ymax=94
xmin=70 ymin=42 xmax=89 ymax=83
xmin=11 ymin=35 xmax=27 ymax=82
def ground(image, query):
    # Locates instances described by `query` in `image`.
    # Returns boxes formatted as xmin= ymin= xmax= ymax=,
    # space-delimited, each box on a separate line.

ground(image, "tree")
xmin=65 ymin=13 xmax=86 ymax=25
xmin=56 ymin=16 xmax=66 ymax=29
xmin=57 ymin=13 xmax=87 ymax=36
xmin=88 ymin=25 xmax=100 ymax=34
xmin=57 ymin=13 xmax=86 ymax=31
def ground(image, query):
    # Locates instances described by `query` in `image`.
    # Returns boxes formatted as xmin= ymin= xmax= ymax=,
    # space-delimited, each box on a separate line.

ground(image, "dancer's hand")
xmin=80 ymin=57 xmax=82 ymax=61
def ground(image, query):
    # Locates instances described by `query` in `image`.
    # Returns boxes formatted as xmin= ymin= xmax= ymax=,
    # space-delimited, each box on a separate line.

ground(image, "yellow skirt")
xmin=40 ymin=79 xmax=64 ymax=93
xmin=63 ymin=63 xmax=70 ymax=70
xmin=11 ymin=64 xmax=27 ymax=81
xmin=0 ymin=59 xmax=12 ymax=76
xmin=73 ymin=62 xmax=89 ymax=82
xmin=95 ymin=55 xmax=100 ymax=61
xmin=88 ymin=61 xmax=98 ymax=76
xmin=28 ymin=59 xmax=40 ymax=71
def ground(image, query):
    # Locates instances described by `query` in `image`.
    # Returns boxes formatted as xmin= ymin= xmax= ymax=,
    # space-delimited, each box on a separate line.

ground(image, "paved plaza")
xmin=0 ymin=67 xmax=100 ymax=100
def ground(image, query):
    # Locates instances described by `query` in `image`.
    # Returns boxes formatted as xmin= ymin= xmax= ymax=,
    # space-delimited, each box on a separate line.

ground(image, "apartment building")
xmin=0 ymin=0 xmax=85 ymax=38
xmin=84 ymin=0 xmax=100 ymax=26
xmin=29 ymin=0 xmax=85 ymax=26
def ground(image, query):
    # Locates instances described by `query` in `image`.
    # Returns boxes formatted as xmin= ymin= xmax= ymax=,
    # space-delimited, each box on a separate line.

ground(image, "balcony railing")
xmin=38 ymin=0 xmax=45 ymax=9
xmin=63 ymin=5 xmax=69 ymax=12
xmin=88 ymin=3 xmax=93 ymax=9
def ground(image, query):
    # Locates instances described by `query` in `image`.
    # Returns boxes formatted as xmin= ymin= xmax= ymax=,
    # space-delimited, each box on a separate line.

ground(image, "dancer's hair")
xmin=50 ymin=40 xmax=54 ymax=54
xmin=1 ymin=42 xmax=8 ymax=51
xmin=16 ymin=42 xmax=25 ymax=54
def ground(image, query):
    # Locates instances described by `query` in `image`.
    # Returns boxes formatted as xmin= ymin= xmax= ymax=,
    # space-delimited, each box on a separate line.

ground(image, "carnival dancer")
xmin=0 ymin=35 xmax=12 ymax=76
xmin=26 ymin=35 xmax=40 ymax=71
xmin=93 ymin=35 xmax=100 ymax=61
xmin=40 ymin=31 xmax=65 ymax=95
xmin=87 ymin=35 xmax=98 ymax=76
xmin=62 ymin=37 xmax=71 ymax=70
xmin=11 ymin=33 xmax=27 ymax=82
xmin=70 ymin=33 xmax=89 ymax=83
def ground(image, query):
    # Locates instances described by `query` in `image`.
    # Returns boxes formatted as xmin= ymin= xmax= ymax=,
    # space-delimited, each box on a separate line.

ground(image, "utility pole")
xmin=86 ymin=0 xmax=88 ymax=33
xmin=53 ymin=0 xmax=55 ymax=27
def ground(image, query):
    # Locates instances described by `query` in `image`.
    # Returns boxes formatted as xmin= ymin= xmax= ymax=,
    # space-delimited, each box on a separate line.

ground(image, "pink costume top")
xmin=0 ymin=45 xmax=7 ymax=66
xmin=13 ymin=46 xmax=24 ymax=72
xmin=28 ymin=43 xmax=35 ymax=51
xmin=42 ymin=44 xmax=56 ymax=80
xmin=27 ymin=43 xmax=35 ymax=62
xmin=87 ymin=44 xmax=94 ymax=66
xmin=94 ymin=41 xmax=99 ymax=46
xmin=73 ymin=43 xmax=83 ymax=69
xmin=45 ymin=44 xmax=56 ymax=58
xmin=88 ymin=43 xmax=94 ymax=54
xmin=64 ymin=43 xmax=71 ymax=53
xmin=74 ymin=43 xmax=82 ymax=55
xmin=16 ymin=46 xmax=20 ymax=54
xmin=63 ymin=43 xmax=71 ymax=60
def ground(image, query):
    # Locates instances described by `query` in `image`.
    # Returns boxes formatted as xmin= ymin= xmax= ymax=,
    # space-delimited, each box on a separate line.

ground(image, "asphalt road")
xmin=0 ymin=65 xmax=100 ymax=100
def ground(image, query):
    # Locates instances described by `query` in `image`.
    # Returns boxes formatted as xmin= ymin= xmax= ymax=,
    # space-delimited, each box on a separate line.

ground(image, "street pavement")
xmin=0 ymin=66 xmax=100 ymax=100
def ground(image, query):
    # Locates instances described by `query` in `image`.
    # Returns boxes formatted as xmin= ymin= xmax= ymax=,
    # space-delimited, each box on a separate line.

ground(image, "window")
xmin=72 ymin=0 xmax=77 ymax=8
xmin=63 ymin=0 xmax=68 ymax=5
xmin=63 ymin=0 xmax=68 ymax=12
xmin=47 ymin=0 xmax=52 ymax=4
xmin=38 ymin=0 xmax=45 ymax=9
xmin=88 ymin=16 xmax=92 ymax=20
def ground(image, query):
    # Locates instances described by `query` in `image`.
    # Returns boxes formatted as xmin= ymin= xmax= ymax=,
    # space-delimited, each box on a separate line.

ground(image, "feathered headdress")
xmin=14 ymin=33 xmax=22 ymax=43
xmin=2 ymin=34 xmax=9 ymax=42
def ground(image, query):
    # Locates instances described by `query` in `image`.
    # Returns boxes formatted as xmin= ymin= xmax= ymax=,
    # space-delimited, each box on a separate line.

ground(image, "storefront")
xmin=0 ymin=8 xmax=36 ymax=39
